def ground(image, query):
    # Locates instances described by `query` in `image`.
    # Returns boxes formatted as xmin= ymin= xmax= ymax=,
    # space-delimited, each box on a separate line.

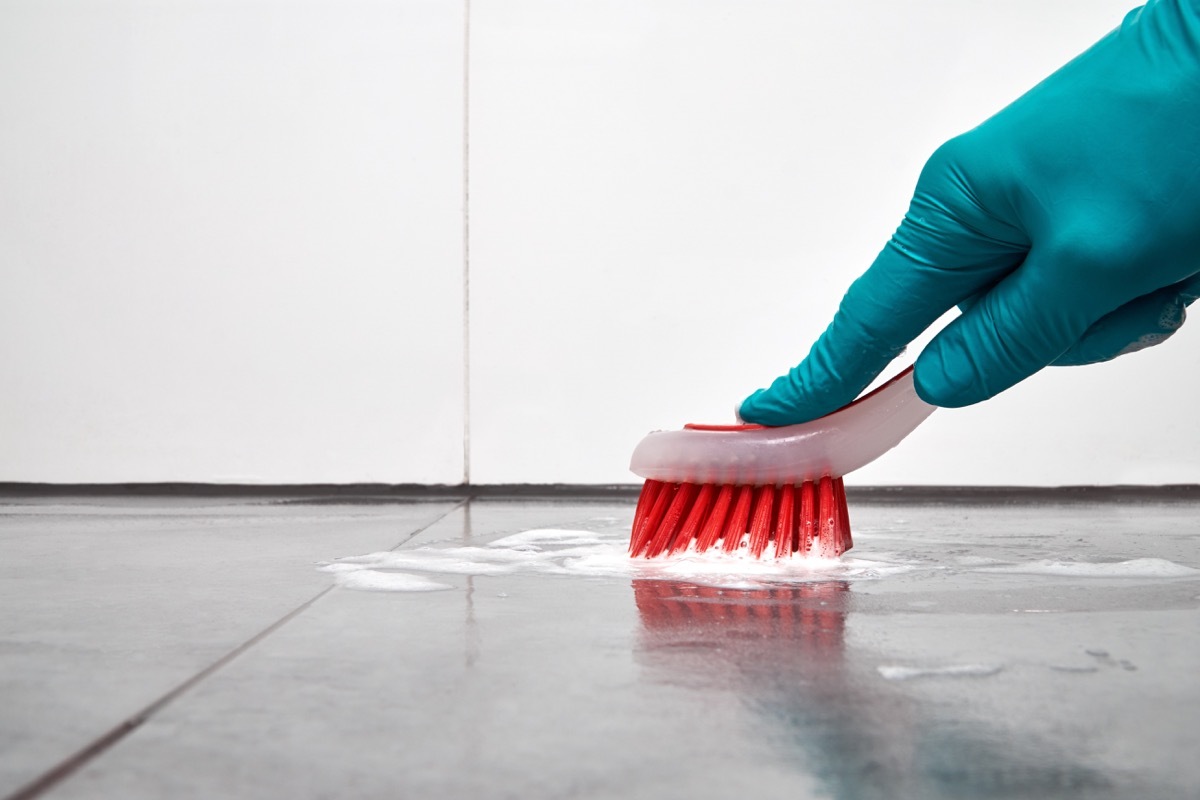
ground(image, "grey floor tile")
xmin=11 ymin=498 xmax=1200 ymax=800
xmin=0 ymin=498 xmax=462 ymax=797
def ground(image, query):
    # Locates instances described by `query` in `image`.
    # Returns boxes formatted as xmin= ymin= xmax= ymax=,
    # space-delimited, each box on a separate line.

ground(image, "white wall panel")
xmin=469 ymin=0 xmax=1196 ymax=485
xmin=0 ymin=0 xmax=465 ymax=483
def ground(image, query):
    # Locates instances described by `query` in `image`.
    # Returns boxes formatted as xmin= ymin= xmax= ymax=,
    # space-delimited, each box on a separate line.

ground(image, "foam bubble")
xmin=976 ymin=558 xmax=1198 ymax=579
xmin=334 ymin=571 xmax=453 ymax=593
xmin=877 ymin=664 xmax=1003 ymax=681
xmin=489 ymin=528 xmax=606 ymax=548
xmin=955 ymin=555 xmax=1006 ymax=567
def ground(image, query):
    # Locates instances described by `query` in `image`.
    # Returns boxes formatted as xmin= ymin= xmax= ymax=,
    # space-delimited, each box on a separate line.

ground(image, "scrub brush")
xmin=628 ymin=367 xmax=934 ymax=559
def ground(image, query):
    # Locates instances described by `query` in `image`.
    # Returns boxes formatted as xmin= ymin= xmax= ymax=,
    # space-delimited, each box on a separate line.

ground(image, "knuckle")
xmin=921 ymin=133 xmax=978 ymax=180
xmin=1041 ymin=228 xmax=1141 ymax=285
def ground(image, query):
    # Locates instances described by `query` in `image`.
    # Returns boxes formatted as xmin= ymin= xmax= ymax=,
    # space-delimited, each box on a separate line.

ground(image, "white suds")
xmin=319 ymin=527 xmax=1199 ymax=592
xmin=877 ymin=664 xmax=1003 ymax=681
xmin=318 ymin=528 xmax=922 ymax=591
xmin=332 ymin=571 xmax=453 ymax=593
xmin=976 ymin=558 xmax=1198 ymax=579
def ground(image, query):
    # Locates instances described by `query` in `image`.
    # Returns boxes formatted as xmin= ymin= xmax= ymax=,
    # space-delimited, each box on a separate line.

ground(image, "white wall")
xmin=0 ymin=0 xmax=466 ymax=484
xmin=2 ymin=0 xmax=1195 ymax=486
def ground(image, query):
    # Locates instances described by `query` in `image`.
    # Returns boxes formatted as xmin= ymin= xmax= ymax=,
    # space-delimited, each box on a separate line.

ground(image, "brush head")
xmin=627 ymin=367 xmax=931 ymax=560
xmin=629 ymin=475 xmax=852 ymax=559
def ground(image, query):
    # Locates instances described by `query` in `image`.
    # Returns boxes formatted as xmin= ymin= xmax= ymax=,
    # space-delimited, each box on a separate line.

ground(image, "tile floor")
xmin=1 ymin=493 xmax=1198 ymax=800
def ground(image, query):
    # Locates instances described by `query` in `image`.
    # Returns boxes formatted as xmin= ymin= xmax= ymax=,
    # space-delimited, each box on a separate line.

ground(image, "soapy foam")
xmin=489 ymin=529 xmax=608 ymax=548
xmin=877 ymin=664 xmax=1003 ymax=681
xmin=977 ymin=558 xmax=1199 ymax=579
xmin=319 ymin=528 xmax=922 ymax=591
xmin=320 ymin=527 xmax=1199 ymax=592
xmin=333 ymin=571 xmax=453 ymax=593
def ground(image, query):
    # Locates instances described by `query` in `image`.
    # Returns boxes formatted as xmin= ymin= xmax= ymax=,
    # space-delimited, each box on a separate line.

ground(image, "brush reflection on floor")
xmin=634 ymin=580 xmax=1114 ymax=800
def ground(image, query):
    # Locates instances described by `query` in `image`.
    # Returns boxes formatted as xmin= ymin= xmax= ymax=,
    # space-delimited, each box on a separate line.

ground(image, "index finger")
xmin=740 ymin=187 xmax=1027 ymax=425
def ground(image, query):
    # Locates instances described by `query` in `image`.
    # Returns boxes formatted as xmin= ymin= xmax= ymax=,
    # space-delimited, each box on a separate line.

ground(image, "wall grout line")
xmin=2 ymin=499 xmax=471 ymax=800
xmin=461 ymin=0 xmax=472 ymax=486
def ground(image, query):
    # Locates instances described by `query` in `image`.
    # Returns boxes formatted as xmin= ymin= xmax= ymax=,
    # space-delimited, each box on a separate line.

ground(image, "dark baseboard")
xmin=844 ymin=484 xmax=1200 ymax=504
xmin=2 ymin=482 xmax=1200 ymax=504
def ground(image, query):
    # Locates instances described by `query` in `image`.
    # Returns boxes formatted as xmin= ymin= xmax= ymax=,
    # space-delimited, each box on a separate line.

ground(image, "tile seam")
xmin=2 ymin=499 xmax=469 ymax=800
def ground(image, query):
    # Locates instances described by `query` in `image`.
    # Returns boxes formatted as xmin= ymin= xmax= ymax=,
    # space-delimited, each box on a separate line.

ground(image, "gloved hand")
xmin=740 ymin=0 xmax=1200 ymax=426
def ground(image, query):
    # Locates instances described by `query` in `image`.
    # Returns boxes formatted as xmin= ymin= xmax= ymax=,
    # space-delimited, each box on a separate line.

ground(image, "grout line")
xmin=461 ymin=0 xmax=472 ymax=487
xmin=2 ymin=500 xmax=469 ymax=800
xmin=389 ymin=496 xmax=470 ymax=551
xmin=4 ymin=589 xmax=335 ymax=800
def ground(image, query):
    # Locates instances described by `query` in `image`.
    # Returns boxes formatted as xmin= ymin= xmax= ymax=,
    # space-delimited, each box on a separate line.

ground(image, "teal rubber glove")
xmin=740 ymin=0 xmax=1200 ymax=426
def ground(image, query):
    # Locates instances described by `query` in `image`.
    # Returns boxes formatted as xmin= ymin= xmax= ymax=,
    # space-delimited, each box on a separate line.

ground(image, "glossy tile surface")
xmin=3 ymin=496 xmax=1198 ymax=800
xmin=0 ymin=498 xmax=463 ymax=797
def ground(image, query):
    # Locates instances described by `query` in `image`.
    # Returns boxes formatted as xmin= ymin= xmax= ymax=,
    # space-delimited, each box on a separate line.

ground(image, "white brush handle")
xmin=630 ymin=367 xmax=935 ymax=486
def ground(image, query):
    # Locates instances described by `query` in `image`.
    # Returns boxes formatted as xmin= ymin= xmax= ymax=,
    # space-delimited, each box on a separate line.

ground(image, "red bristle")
xmin=643 ymin=482 xmax=699 ymax=557
xmin=667 ymin=482 xmax=716 ymax=555
xmin=631 ymin=479 xmax=662 ymax=528
xmin=629 ymin=479 xmax=666 ymax=554
xmin=772 ymin=483 xmax=796 ymax=558
xmin=631 ymin=472 xmax=856 ymax=561
xmin=747 ymin=484 xmax=775 ymax=558
xmin=630 ymin=481 xmax=677 ymax=556
xmin=815 ymin=476 xmax=838 ymax=557
xmin=798 ymin=480 xmax=816 ymax=555
xmin=694 ymin=484 xmax=735 ymax=552
xmin=834 ymin=477 xmax=853 ymax=553
xmin=721 ymin=485 xmax=755 ymax=553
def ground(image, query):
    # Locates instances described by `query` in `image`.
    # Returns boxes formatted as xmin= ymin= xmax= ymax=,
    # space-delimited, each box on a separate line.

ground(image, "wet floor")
xmin=1 ymin=494 xmax=1198 ymax=800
